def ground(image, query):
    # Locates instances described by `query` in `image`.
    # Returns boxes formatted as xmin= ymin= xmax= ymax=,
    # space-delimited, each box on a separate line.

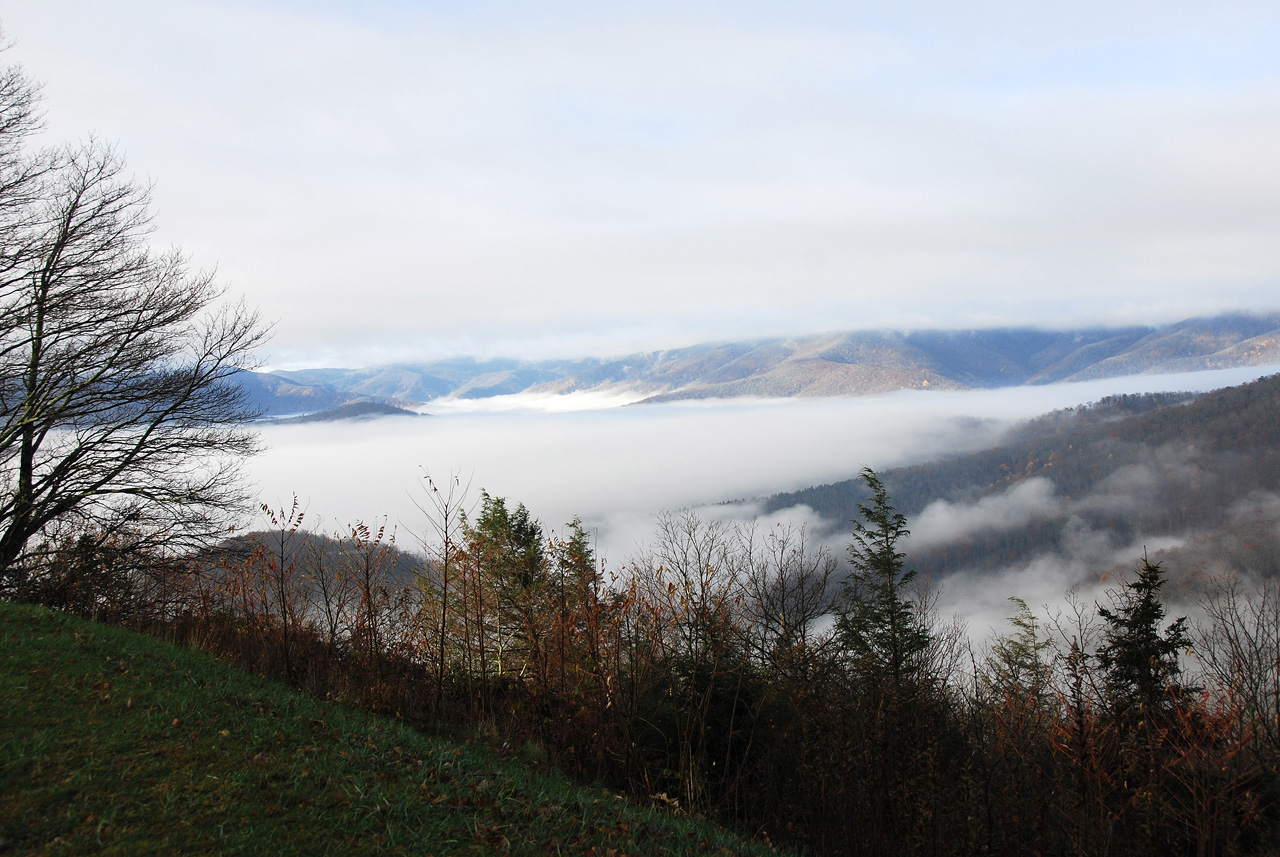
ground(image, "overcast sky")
xmin=5 ymin=2 xmax=1279 ymax=367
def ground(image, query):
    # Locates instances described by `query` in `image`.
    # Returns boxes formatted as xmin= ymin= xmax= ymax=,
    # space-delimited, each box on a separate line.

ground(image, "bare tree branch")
xmin=0 ymin=43 xmax=268 ymax=582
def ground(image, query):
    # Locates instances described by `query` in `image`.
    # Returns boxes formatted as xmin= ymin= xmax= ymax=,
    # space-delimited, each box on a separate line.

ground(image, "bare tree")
xmin=411 ymin=468 xmax=474 ymax=714
xmin=1198 ymin=575 xmax=1280 ymax=758
xmin=0 ymin=41 xmax=267 ymax=583
xmin=740 ymin=521 xmax=839 ymax=679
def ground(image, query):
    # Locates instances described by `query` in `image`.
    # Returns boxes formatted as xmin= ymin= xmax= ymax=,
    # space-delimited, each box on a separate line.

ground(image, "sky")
xmin=4 ymin=1 xmax=1280 ymax=367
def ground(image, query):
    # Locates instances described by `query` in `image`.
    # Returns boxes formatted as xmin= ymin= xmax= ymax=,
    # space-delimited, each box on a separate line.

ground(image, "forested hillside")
xmin=765 ymin=373 xmax=1280 ymax=578
xmin=14 ymin=475 xmax=1280 ymax=856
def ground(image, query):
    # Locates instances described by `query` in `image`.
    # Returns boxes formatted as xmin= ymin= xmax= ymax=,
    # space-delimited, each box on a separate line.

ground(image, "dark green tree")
xmin=985 ymin=596 xmax=1055 ymax=706
xmin=835 ymin=467 xmax=930 ymax=686
xmin=546 ymin=517 xmax=599 ymax=681
xmin=1096 ymin=556 xmax=1191 ymax=719
xmin=827 ymin=468 xmax=968 ymax=854
xmin=549 ymin=516 xmax=599 ymax=614
xmin=468 ymin=492 xmax=543 ymax=590
xmin=462 ymin=492 xmax=546 ymax=678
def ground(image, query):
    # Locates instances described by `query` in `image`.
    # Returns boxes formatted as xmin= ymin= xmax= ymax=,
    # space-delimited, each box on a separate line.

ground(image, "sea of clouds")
xmin=249 ymin=365 xmax=1279 ymax=641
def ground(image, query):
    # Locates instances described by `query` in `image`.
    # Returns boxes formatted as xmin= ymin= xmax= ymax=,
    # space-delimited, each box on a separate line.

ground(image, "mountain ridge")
xmin=247 ymin=312 xmax=1280 ymax=415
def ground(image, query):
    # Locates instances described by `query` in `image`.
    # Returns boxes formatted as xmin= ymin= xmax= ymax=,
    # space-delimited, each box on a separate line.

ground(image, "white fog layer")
xmin=250 ymin=365 xmax=1275 ymax=570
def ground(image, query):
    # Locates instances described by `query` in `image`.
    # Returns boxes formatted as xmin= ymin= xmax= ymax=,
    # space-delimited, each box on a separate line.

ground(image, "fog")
xmin=927 ymin=506 xmax=1188 ymax=647
xmin=896 ymin=376 xmax=1280 ymax=642
xmin=910 ymin=478 xmax=1059 ymax=551
xmin=253 ymin=390 xmax=1001 ymax=559
xmin=879 ymin=454 xmax=1196 ymax=643
xmin=250 ymin=366 xmax=1276 ymax=581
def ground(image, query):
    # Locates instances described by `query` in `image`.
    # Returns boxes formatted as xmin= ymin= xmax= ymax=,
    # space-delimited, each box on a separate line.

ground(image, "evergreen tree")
xmin=1096 ymin=556 xmax=1191 ymax=718
xmin=461 ymin=492 xmax=547 ymax=679
xmin=985 ymin=596 xmax=1055 ymax=706
xmin=468 ymin=492 xmax=543 ymax=589
xmin=550 ymin=516 xmax=599 ymax=606
xmin=835 ymin=467 xmax=930 ymax=686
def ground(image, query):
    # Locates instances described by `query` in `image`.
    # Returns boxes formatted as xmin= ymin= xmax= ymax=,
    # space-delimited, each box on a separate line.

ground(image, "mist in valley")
xmin=249 ymin=364 xmax=1279 ymax=640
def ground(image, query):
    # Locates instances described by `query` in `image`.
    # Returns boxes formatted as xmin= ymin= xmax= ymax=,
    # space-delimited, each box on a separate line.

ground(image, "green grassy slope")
xmin=0 ymin=602 xmax=775 ymax=856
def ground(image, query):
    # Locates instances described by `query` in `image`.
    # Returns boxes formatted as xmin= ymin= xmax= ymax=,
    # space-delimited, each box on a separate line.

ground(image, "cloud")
xmin=936 ymin=525 xmax=1188 ymax=649
xmin=1227 ymin=490 xmax=1280 ymax=524
xmin=246 ymin=366 xmax=1267 ymax=565
xmin=251 ymin=393 xmax=1007 ymax=551
xmin=908 ymin=477 xmax=1059 ymax=550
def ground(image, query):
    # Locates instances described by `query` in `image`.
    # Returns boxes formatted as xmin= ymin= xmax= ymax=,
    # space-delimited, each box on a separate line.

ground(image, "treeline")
xmin=766 ymin=375 xmax=1280 ymax=577
xmin=8 ymin=472 xmax=1280 ymax=856
xmin=1001 ymin=390 xmax=1200 ymax=443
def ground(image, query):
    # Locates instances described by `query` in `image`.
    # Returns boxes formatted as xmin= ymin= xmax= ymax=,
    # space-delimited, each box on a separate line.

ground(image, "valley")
xmin=249 ymin=364 xmax=1280 ymax=616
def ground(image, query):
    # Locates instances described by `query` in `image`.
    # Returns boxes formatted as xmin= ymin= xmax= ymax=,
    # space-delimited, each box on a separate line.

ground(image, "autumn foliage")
xmin=8 ymin=472 xmax=1280 ymax=857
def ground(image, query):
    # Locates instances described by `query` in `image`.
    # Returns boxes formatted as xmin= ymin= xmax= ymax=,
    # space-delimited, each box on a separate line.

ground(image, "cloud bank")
xmin=248 ymin=366 xmax=1270 ymax=564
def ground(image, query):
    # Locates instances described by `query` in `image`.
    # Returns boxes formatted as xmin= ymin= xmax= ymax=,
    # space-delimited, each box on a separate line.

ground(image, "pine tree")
xmin=1096 ymin=556 xmax=1191 ymax=719
xmin=985 ymin=596 xmax=1055 ymax=707
xmin=835 ymin=467 xmax=930 ymax=687
xmin=461 ymin=492 xmax=546 ymax=679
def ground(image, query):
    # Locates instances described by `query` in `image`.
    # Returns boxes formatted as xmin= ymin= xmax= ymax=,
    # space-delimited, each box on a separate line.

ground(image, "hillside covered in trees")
xmin=765 ymin=372 xmax=1280 ymax=581
xmin=12 ymin=466 xmax=1280 ymax=856
xmin=10 ymin=366 xmax=1280 ymax=856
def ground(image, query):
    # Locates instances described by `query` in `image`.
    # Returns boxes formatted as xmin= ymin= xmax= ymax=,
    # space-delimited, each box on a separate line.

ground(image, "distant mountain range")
xmin=244 ymin=312 xmax=1280 ymax=416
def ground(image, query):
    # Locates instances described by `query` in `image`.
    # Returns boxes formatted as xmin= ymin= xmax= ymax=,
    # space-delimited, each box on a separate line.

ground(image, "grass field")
xmin=0 ymin=601 xmax=778 ymax=856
